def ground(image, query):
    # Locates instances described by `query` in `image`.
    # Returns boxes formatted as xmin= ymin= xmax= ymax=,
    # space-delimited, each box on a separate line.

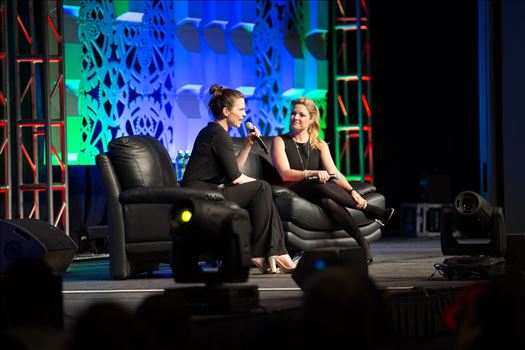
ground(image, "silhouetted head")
xmin=301 ymin=266 xmax=393 ymax=349
xmin=68 ymin=302 xmax=146 ymax=350
xmin=135 ymin=294 xmax=190 ymax=350
xmin=3 ymin=258 xmax=62 ymax=329
xmin=453 ymin=271 xmax=525 ymax=350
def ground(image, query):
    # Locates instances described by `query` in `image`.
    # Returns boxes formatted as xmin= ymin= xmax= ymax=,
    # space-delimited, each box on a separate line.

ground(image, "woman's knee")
xmin=254 ymin=179 xmax=271 ymax=192
xmin=318 ymin=197 xmax=340 ymax=211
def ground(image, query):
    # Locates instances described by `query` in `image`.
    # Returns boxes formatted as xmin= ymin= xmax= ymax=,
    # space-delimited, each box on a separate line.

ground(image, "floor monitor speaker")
xmin=292 ymin=247 xmax=368 ymax=291
xmin=0 ymin=218 xmax=78 ymax=274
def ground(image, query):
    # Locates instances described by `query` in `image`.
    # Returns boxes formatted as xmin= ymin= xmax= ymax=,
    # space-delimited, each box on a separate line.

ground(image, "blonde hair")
xmin=292 ymin=97 xmax=322 ymax=150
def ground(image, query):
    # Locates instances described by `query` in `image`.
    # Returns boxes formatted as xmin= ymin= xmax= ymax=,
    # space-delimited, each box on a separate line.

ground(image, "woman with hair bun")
xmin=271 ymin=97 xmax=394 ymax=264
xmin=182 ymin=84 xmax=295 ymax=274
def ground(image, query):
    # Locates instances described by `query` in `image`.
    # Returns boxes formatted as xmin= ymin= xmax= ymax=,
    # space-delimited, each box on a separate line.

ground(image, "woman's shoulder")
xmin=277 ymin=133 xmax=294 ymax=142
xmin=276 ymin=133 xmax=296 ymax=149
xmin=196 ymin=123 xmax=231 ymax=147
xmin=198 ymin=122 xmax=218 ymax=135
xmin=274 ymin=133 xmax=288 ymax=139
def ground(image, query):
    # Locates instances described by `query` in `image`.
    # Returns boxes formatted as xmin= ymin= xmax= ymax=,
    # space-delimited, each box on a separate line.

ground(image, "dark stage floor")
xmin=61 ymin=235 xmax=479 ymax=348
xmin=63 ymin=236 xmax=475 ymax=297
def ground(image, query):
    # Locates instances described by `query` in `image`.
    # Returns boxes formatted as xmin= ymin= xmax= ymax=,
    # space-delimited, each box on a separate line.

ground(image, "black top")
xmin=181 ymin=123 xmax=241 ymax=189
xmin=281 ymin=133 xmax=321 ymax=171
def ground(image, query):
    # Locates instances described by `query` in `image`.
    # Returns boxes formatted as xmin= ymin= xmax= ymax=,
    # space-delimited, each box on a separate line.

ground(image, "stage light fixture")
xmin=451 ymin=191 xmax=493 ymax=238
xmin=167 ymin=198 xmax=259 ymax=314
xmin=439 ymin=191 xmax=507 ymax=278
xmin=169 ymin=198 xmax=252 ymax=284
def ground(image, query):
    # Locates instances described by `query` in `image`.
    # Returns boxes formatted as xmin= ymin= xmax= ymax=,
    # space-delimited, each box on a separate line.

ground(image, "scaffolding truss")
xmin=330 ymin=0 xmax=373 ymax=183
xmin=2 ymin=0 xmax=68 ymax=233
xmin=0 ymin=0 xmax=12 ymax=220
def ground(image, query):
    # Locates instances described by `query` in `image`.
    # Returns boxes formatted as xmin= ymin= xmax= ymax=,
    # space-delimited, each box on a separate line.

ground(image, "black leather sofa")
xmin=232 ymin=136 xmax=385 ymax=256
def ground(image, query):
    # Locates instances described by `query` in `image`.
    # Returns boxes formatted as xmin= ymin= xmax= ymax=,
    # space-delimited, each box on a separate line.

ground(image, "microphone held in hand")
xmin=245 ymin=121 xmax=269 ymax=154
xmin=306 ymin=173 xmax=339 ymax=181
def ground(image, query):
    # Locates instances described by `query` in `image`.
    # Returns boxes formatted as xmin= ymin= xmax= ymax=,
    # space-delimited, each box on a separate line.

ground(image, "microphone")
xmin=306 ymin=173 xmax=339 ymax=181
xmin=245 ymin=121 xmax=269 ymax=154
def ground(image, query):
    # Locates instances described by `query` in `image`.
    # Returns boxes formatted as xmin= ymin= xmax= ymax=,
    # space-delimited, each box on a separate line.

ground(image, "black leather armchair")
xmin=232 ymin=137 xmax=385 ymax=255
xmin=96 ymin=135 xmax=224 ymax=279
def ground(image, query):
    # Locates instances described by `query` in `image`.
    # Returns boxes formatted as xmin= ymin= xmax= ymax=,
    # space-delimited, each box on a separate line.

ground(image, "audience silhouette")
xmin=66 ymin=302 xmax=146 ymax=350
xmin=1 ymin=258 xmax=66 ymax=350
xmin=298 ymin=266 xmax=396 ymax=349
xmin=135 ymin=293 xmax=190 ymax=350
xmin=8 ymin=256 xmax=525 ymax=350
xmin=447 ymin=271 xmax=525 ymax=350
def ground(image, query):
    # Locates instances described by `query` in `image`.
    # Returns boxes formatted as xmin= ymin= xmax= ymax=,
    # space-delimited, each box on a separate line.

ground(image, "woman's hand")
xmin=316 ymin=170 xmax=331 ymax=183
xmin=245 ymin=125 xmax=261 ymax=146
xmin=232 ymin=173 xmax=256 ymax=184
xmin=351 ymin=189 xmax=367 ymax=209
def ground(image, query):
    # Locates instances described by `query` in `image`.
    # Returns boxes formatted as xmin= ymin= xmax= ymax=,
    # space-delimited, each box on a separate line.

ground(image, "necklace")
xmin=294 ymin=140 xmax=310 ymax=171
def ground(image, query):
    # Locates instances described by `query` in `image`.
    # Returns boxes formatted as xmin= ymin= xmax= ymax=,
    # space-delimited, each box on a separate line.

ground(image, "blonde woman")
xmin=271 ymin=97 xmax=394 ymax=264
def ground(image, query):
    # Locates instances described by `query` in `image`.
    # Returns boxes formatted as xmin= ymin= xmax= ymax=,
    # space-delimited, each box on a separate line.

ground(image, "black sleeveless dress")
xmin=281 ymin=133 xmax=320 ymax=177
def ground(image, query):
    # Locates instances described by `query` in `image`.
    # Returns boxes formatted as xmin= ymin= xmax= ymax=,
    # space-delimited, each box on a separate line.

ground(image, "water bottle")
xmin=176 ymin=150 xmax=185 ymax=182
xmin=183 ymin=149 xmax=191 ymax=175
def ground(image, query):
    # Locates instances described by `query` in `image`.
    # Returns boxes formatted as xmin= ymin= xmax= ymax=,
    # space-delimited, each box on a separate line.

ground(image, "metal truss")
xmin=0 ymin=0 xmax=12 ymax=220
xmin=6 ymin=0 xmax=68 ymax=233
xmin=330 ymin=0 xmax=374 ymax=183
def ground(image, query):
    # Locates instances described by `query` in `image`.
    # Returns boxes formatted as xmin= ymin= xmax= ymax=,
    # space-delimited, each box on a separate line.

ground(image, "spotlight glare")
xmin=178 ymin=209 xmax=192 ymax=223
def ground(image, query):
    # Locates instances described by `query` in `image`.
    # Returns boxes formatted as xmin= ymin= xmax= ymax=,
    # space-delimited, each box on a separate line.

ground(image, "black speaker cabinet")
xmin=292 ymin=247 xmax=368 ymax=290
xmin=0 ymin=219 xmax=78 ymax=274
xmin=506 ymin=234 xmax=525 ymax=272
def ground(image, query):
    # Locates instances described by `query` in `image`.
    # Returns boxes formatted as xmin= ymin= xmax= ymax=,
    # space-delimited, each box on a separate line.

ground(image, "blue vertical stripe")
xmin=478 ymin=0 xmax=491 ymax=197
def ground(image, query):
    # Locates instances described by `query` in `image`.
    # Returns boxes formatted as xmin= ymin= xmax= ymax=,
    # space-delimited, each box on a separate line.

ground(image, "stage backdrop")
xmin=63 ymin=0 xmax=328 ymax=165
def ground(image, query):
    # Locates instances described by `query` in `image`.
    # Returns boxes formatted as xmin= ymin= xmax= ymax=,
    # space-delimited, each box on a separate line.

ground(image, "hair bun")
xmin=209 ymin=84 xmax=223 ymax=95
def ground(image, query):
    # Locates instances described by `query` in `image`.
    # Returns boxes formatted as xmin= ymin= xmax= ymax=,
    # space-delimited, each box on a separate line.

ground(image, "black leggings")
xmin=288 ymin=181 xmax=387 ymax=246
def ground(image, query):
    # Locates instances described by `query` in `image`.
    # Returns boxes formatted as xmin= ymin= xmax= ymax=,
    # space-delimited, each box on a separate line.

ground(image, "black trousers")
xmin=288 ymin=180 xmax=387 ymax=246
xmin=221 ymin=180 xmax=287 ymax=258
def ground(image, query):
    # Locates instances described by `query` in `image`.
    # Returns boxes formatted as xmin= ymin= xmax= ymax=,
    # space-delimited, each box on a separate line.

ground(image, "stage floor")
xmin=56 ymin=236 xmax=495 ymax=349
xmin=62 ymin=236 xmax=476 ymax=328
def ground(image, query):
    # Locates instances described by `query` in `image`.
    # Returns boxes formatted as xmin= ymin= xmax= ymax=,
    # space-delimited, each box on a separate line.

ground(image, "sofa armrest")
xmin=271 ymin=185 xmax=297 ymax=197
xmin=350 ymin=181 xmax=377 ymax=196
xmin=120 ymin=186 xmax=225 ymax=204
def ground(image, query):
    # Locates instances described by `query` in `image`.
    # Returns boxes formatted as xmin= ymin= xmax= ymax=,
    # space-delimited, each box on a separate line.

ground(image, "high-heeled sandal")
xmin=268 ymin=255 xmax=296 ymax=274
xmin=251 ymin=257 xmax=273 ymax=274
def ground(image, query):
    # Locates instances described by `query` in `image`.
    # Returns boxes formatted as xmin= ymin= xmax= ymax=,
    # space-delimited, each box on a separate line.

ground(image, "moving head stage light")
xmin=170 ymin=198 xmax=252 ymax=284
xmin=439 ymin=191 xmax=507 ymax=279
xmin=168 ymin=198 xmax=259 ymax=314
